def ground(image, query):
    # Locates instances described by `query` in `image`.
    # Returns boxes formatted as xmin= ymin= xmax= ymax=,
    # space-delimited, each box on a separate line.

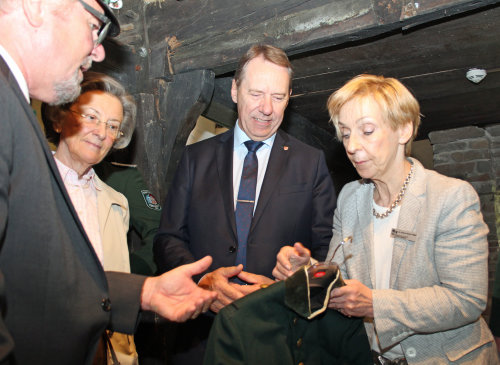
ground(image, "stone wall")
xmin=428 ymin=125 xmax=500 ymax=321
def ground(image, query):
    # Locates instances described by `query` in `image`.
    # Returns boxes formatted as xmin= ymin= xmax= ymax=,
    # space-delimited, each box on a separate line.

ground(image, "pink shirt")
xmin=54 ymin=157 xmax=104 ymax=264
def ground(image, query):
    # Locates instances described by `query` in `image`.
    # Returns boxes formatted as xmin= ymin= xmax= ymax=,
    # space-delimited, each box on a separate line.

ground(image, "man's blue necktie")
xmin=235 ymin=140 xmax=264 ymax=269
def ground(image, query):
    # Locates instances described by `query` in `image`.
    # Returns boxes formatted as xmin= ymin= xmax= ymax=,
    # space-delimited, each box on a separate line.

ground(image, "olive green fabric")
xmin=94 ymin=161 xmax=160 ymax=275
xmin=204 ymin=280 xmax=371 ymax=365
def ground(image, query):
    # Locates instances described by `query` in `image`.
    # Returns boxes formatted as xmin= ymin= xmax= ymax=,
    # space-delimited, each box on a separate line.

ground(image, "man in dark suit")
xmin=0 ymin=0 xmax=215 ymax=363
xmin=154 ymin=44 xmax=336 ymax=364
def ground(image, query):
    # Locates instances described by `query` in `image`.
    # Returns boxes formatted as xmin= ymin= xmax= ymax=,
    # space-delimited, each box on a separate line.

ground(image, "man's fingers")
xmin=215 ymin=280 xmax=244 ymax=302
xmin=184 ymin=256 xmax=213 ymax=277
xmin=237 ymin=284 xmax=261 ymax=296
xmin=219 ymin=264 xmax=243 ymax=278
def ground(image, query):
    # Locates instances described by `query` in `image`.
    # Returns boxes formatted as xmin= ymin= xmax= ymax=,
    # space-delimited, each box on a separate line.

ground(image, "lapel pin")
xmin=283 ymin=146 xmax=289 ymax=151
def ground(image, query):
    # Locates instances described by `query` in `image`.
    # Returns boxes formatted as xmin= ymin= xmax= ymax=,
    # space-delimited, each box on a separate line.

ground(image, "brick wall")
xmin=428 ymin=125 xmax=500 ymax=322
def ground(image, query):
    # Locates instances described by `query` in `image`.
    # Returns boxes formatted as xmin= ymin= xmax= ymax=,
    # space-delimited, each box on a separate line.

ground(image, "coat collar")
xmin=251 ymin=129 xmax=290 ymax=230
xmin=353 ymin=157 xmax=425 ymax=288
xmin=389 ymin=157 xmax=424 ymax=287
xmin=95 ymin=174 xmax=127 ymax=237
xmin=216 ymin=130 xmax=238 ymax=239
xmin=215 ymin=129 xmax=291 ymax=240
xmin=0 ymin=56 xmax=104 ymax=272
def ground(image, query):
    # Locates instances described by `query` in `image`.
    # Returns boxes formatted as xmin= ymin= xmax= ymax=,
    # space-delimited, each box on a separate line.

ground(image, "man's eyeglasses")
xmin=78 ymin=0 xmax=112 ymax=46
xmin=70 ymin=110 xmax=123 ymax=139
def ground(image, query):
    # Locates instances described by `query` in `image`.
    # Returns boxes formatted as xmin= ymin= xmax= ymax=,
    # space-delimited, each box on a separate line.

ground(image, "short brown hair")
xmin=327 ymin=74 xmax=421 ymax=155
xmin=234 ymin=44 xmax=293 ymax=89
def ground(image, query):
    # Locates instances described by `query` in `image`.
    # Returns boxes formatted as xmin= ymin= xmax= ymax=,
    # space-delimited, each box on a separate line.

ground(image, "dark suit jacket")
xmin=154 ymin=128 xmax=336 ymax=278
xmin=0 ymin=57 xmax=145 ymax=364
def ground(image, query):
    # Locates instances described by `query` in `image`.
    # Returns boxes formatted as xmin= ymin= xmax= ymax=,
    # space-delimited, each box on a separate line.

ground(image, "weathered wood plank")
xmin=142 ymin=0 xmax=500 ymax=76
xmin=126 ymin=70 xmax=215 ymax=202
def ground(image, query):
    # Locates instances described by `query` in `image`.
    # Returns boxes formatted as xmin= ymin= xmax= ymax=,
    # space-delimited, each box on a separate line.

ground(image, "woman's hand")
xmin=272 ymin=242 xmax=311 ymax=280
xmin=329 ymin=279 xmax=374 ymax=318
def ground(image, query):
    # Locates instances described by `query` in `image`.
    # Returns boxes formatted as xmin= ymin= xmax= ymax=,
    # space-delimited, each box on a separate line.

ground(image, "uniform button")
xmin=228 ymin=246 xmax=236 ymax=253
xmin=296 ymin=338 xmax=303 ymax=348
xmin=298 ymin=363 xmax=304 ymax=365
xmin=101 ymin=298 xmax=111 ymax=312
xmin=293 ymin=317 xmax=298 ymax=325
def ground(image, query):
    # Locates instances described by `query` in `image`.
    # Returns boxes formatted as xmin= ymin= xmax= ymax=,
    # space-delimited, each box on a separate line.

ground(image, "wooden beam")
xmin=143 ymin=0 xmax=500 ymax=76
xmin=128 ymin=70 xmax=215 ymax=202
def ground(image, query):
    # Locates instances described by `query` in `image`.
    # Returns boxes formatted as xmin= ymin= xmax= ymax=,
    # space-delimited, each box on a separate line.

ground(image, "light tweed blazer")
xmin=327 ymin=158 xmax=498 ymax=364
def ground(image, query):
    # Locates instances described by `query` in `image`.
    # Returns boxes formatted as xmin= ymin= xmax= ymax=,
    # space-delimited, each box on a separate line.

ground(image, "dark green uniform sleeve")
xmin=95 ymin=161 xmax=161 ymax=275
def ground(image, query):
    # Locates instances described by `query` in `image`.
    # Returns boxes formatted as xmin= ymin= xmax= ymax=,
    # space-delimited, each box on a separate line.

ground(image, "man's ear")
xmin=231 ymin=79 xmax=238 ymax=104
xmin=22 ymin=0 xmax=44 ymax=27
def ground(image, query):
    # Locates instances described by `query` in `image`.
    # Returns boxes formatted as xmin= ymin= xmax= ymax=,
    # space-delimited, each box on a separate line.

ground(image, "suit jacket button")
xmin=296 ymin=338 xmax=303 ymax=348
xmin=101 ymin=298 xmax=111 ymax=312
xmin=229 ymin=246 xmax=236 ymax=253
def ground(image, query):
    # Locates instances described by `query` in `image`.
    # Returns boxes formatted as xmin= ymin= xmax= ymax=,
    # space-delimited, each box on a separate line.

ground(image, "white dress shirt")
xmin=54 ymin=157 xmax=104 ymax=263
xmin=232 ymin=121 xmax=276 ymax=211
xmin=0 ymin=45 xmax=30 ymax=102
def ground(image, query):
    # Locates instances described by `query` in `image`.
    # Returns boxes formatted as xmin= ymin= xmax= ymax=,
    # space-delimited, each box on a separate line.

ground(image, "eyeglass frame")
xmin=78 ymin=0 xmax=112 ymax=46
xmin=68 ymin=109 xmax=124 ymax=140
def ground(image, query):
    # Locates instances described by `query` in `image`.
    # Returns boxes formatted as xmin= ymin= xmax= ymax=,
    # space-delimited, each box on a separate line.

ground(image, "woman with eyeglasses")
xmin=42 ymin=71 xmax=138 ymax=365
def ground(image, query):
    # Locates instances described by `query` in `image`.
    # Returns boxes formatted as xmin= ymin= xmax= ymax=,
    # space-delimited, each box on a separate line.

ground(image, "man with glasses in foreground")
xmin=0 ymin=0 xmax=216 ymax=364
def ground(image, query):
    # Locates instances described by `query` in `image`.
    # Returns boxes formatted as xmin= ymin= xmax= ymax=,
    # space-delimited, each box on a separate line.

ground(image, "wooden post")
xmin=131 ymin=70 xmax=215 ymax=202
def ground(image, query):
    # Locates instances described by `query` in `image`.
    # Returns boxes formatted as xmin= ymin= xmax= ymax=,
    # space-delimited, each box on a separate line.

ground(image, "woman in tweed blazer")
xmin=274 ymin=74 xmax=498 ymax=364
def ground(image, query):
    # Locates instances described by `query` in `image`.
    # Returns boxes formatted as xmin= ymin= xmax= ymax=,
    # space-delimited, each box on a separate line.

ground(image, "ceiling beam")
xmin=143 ymin=0 xmax=500 ymax=76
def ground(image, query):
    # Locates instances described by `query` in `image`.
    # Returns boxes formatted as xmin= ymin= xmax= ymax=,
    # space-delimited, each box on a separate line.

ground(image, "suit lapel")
xmin=216 ymin=130 xmax=238 ymax=239
xmin=356 ymin=182 xmax=376 ymax=289
xmin=96 ymin=177 xmax=115 ymax=239
xmin=389 ymin=158 xmax=423 ymax=288
xmin=251 ymin=130 xmax=290 ymax=230
xmin=0 ymin=56 xmax=102 ymax=267
xmin=0 ymin=56 xmax=25 ymax=103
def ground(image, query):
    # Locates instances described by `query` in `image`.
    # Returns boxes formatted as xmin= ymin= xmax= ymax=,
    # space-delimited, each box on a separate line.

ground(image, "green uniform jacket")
xmin=95 ymin=161 xmax=161 ymax=276
xmin=204 ymin=278 xmax=371 ymax=365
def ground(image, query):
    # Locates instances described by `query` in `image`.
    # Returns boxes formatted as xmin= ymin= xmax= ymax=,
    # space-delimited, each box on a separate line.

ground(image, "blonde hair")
xmin=327 ymin=74 xmax=421 ymax=155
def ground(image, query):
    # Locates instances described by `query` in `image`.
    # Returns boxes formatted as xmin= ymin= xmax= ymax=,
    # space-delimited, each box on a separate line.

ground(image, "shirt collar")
xmin=233 ymin=120 xmax=276 ymax=148
xmin=54 ymin=154 xmax=100 ymax=190
xmin=0 ymin=45 xmax=30 ymax=103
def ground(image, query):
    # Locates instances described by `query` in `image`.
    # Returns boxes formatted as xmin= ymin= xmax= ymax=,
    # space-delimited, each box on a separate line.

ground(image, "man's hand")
xmin=198 ymin=266 xmax=275 ymax=312
xmin=236 ymin=271 xmax=275 ymax=296
xmin=328 ymin=279 xmax=373 ymax=318
xmin=272 ymin=242 xmax=311 ymax=280
xmin=198 ymin=265 xmax=247 ymax=313
xmin=141 ymin=256 xmax=217 ymax=322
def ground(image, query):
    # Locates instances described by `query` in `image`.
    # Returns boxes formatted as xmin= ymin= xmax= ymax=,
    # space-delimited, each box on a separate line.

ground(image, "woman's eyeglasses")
xmin=69 ymin=110 xmax=123 ymax=139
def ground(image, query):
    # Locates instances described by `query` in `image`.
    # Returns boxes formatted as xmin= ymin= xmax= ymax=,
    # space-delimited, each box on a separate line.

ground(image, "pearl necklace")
xmin=372 ymin=164 xmax=414 ymax=219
